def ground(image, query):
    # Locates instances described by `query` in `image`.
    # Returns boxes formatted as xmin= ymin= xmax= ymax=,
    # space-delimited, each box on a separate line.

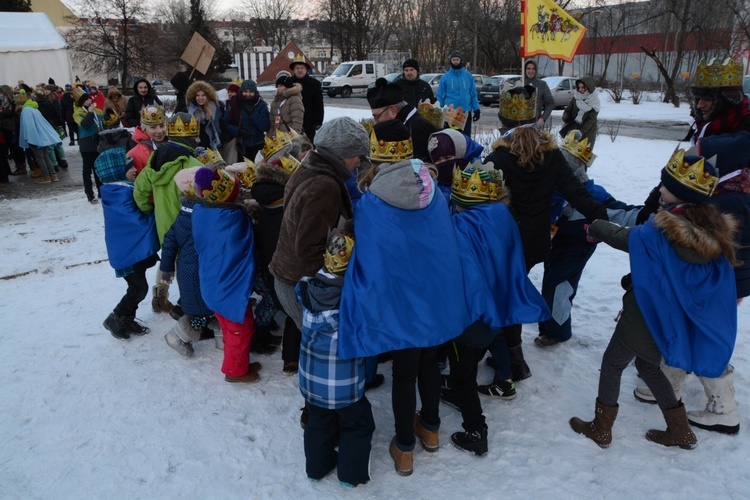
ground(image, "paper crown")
xmin=196 ymin=168 xmax=240 ymax=203
xmin=168 ymin=115 xmax=200 ymax=137
xmin=196 ymin=148 xmax=225 ymax=167
xmin=693 ymin=58 xmax=743 ymax=89
xmin=140 ymin=105 xmax=166 ymax=126
xmin=290 ymin=53 xmax=309 ymax=68
xmin=444 ymin=104 xmax=469 ymax=130
xmin=262 ymin=129 xmax=293 ymax=160
xmin=418 ymin=100 xmax=445 ymax=129
xmin=663 ymin=149 xmax=718 ymax=198
xmin=450 ymin=163 xmax=504 ymax=207
xmin=499 ymin=88 xmax=536 ymax=124
xmin=359 ymin=118 xmax=375 ymax=135
xmin=278 ymin=155 xmax=301 ymax=174
xmin=369 ymin=128 xmax=413 ymax=163
xmin=102 ymin=108 xmax=120 ymax=129
xmin=231 ymin=76 xmax=242 ymax=86
xmin=225 ymin=159 xmax=257 ymax=188
xmin=324 ymin=231 xmax=355 ymax=275
xmin=561 ymin=132 xmax=596 ymax=167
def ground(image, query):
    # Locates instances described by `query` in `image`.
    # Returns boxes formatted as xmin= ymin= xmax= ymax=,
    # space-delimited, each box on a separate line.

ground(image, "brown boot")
xmin=35 ymin=176 xmax=52 ymax=184
xmin=50 ymin=173 xmax=59 ymax=182
xmin=414 ymin=412 xmax=439 ymax=452
xmin=30 ymin=168 xmax=43 ymax=178
xmin=10 ymin=165 xmax=27 ymax=176
xmin=569 ymin=399 xmax=619 ymax=448
xmin=389 ymin=437 xmax=413 ymax=476
xmin=151 ymin=284 xmax=173 ymax=313
xmin=646 ymin=402 xmax=697 ymax=449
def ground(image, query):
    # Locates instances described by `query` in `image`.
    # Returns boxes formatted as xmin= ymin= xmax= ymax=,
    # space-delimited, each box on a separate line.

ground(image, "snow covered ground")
xmin=1 ymin=103 xmax=749 ymax=499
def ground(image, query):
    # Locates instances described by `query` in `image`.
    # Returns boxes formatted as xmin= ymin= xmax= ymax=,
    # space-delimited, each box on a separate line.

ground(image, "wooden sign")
xmin=181 ymin=32 xmax=216 ymax=76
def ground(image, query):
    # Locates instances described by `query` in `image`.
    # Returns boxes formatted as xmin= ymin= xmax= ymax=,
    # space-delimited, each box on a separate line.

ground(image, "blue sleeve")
xmin=160 ymin=224 xmax=178 ymax=273
xmin=468 ymin=74 xmax=479 ymax=111
xmin=436 ymin=76 xmax=446 ymax=105
xmin=250 ymin=101 xmax=270 ymax=133
xmin=222 ymin=105 xmax=239 ymax=138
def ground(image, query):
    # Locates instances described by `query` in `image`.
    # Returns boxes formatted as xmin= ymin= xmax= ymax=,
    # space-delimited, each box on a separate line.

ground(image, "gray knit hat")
xmin=240 ymin=79 xmax=257 ymax=92
xmin=314 ymin=117 xmax=369 ymax=161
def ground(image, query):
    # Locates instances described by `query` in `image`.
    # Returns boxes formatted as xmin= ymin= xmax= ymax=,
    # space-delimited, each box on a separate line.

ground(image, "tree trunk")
xmin=640 ymin=46 xmax=680 ymax=107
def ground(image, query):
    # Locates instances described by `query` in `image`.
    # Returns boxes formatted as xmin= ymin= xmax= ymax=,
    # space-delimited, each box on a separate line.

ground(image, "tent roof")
xmin=0 ymin=13 xmax=68 ymax=52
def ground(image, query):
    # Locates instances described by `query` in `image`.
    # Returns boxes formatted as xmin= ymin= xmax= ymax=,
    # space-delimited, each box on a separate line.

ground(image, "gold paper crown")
xmin=226 ymin=159 xmax=257 ymax=188
xmin=232 ymin=77 xmax=242 ymax=86
xmin=291 ymin=53 xmax=308 ymax=67
xmin=196 ymin=148 xmax=225 ymax=167
xmin=324 ymin=232 xmax=355 ymax=275
xmin=499 ymin=90 xmax=536 ymax=124
xmin=443 ymin=105 xmax=468 ymax=130
xmin=369 ymin=129 xmax=414 ymax=163
xmin=262 ymin=129 xmax=293 ymax=160
xmin=140 ymin=105 xmax=166 ymax=126
xmin=418 ymin=100 xmax=445 ymax=129
xmin=694 ymin=58 xmax=743 ymax=89
xmin=359 ymin=118 xmax=375 ymax=135
xmin=167 ymin=115 xmax=200 ymax=137
xmin=663 ymin=149 xmax=718 ymax=198
xmin=102 ymin=109 xmax=120 ymax=128
xmin=279 ymin=155 xmax=301 ymax=174
xmin=561 ymin=132 xmax=596 ymax=166
xmin=450 ymin=163 xmax=504 ymax=207
xmin=201 ymin=169 xmax=239 ymax=203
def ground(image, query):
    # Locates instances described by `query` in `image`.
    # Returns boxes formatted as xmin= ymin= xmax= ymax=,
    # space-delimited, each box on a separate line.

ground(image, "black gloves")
xmin=473 ymin=109 xmax=481 ymax=121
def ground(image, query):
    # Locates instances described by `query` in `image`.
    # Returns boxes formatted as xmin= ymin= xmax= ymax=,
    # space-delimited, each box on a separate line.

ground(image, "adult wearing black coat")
xmin=123 ymin=78 xmax=163 ymax=127
xmin=170 ymin=71 xmax=192 ymax=114
xmin=60 ymin=85 xmax=78 ymax=145
xmin=290 ymin=58 xmax=324 ymax=142
xmin=394 ymin=58 xmax=434 ymax=108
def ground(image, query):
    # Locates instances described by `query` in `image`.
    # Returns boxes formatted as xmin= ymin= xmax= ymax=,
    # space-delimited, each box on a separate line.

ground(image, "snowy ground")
xmin=1 ymin=103 xmax=749 ymax=499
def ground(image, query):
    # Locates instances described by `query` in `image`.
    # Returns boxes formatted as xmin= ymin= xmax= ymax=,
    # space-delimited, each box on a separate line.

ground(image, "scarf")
xmin=694 ymin=96 xmax=750 ymax=138
xmin=574 ymin=90 xmax=601 ymax=123
xmin=714 ymin=168 xmax=750 ymax=196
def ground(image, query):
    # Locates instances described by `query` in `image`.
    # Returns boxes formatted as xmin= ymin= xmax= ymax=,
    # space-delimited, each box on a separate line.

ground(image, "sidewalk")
xmin=1 ymin=143 xmax=90 ymax=201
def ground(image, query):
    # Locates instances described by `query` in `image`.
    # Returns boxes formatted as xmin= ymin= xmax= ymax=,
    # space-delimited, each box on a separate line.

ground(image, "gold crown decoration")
xmin=324 ymin=231 xmax=355 ymax=275
xmin=232 ymin=76 xmax=242 ymax=86
xmin=278 ymin=155 xmax=301 ymax=174
xmin=663 ymin=149 xmax=718 ymax=198
xmin=369 ymin=129 xmax=414 ymax=163
xmin=418 ymin=99 xmax=445 ymax=129
xmin=694 ymin=58 xmax=743 ymax=89
xmin=167 ymin=115 xmax=200 ymax=137
xmin=561 ymin=132 xmax=596 ymax=166
xmin=499 ymin=90 xmax=536 ymax=124
xmin=262 ymin=129 xmax=293 ymax=160
xmin=200 ymin=169 xmax=240 ymax=203
xmin=450 ymin=163 xmax=504 ymax=207
xmin=443 ymin=104 xmax=469 ymax=130
xmin=226 ymin=159 xmax=257 ymax=188
xmin=196 ymin=148 xmax=225 ymax=167
xmin=359 ymin=118 xmax=375 ymax=135
xmin=102 ymin=109 xmax=120 ymax=128
xmin=291 ymin=53 xmax=308 ymax=67
xmin=140 ymin=105 xmax=166 ymax=126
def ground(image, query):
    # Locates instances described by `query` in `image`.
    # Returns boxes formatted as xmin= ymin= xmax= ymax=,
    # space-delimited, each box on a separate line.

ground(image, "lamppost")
xmin=452 ymin=20 xmax=459 ymax=51
xmin=590 ymin=10 xmax=602 ymax=77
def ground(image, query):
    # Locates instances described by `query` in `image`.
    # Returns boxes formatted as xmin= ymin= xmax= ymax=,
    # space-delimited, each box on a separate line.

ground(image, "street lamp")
xmin=590 ymin=10 xmax=602 ymax=77
xmin=452 ymin=20 xmax=459 ymax=52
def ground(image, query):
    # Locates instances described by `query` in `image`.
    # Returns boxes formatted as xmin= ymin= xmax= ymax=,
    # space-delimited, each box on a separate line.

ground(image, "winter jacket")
xmin=160 ymin=197 xmax=213 ymax=317
xmin=222 ymin=94 xmax=269 ymax=149
xmin=127 ymin=125 xmax=166 ymax=175
xmin=526 ymin=74 xmax=555 ymax=122
xmin=104 ymin=86 xmax=128 ymax=122
xmin=269 ymin=84 xmax=304 ymax=135
xmin=560 ymin=76 xmax=599 ymax=146
xmin=298 ymin=273 xmax=366 ymax=409
xmin=269 ymin=149 xmax=353 ymax=284
xmin=170 ymin=71 xmax=192 ymax=114
xmin=133 ymin=144 xmax=204 ymax=243
xmin=250 ymin=161 xmax=291 ymax=271
xmin=0 ymin=85 xmax=16 ymax=132
xmin=290 ymin=74 xmax=324 ymax=140
xmin=88 ymin=88 xmax=106 ymax=110
xmin=73 ymin=103 xmax=104 ymax=153
xmin=123 ymin=78 xmax=162 ymax=127
xmin=60 ymin=91 xmax=76 ymax=123
xmin=37 ymin=94 xmax=62 ymax=129
xmin=484 ymin=133 xmax=608 ymax=266
xmin=395 ymin=74 xmax=435 ymax=108
xmin=186 ymin=81 xmax=223 ymax=150
xmin=396 ymin=104 xmax=438 ymax=162
xmin=436 ymin=67 xmax=479 ymax=112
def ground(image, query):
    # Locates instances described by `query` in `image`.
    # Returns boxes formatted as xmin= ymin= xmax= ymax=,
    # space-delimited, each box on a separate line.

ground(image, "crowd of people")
xmin=2 ymin=53 xmax=748 ymax=487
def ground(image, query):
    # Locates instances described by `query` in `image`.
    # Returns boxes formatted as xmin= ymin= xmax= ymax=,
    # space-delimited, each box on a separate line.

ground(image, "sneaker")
xmin=103 ymin=313 xmax=129 ymax=340
xmin=164 ymin=331 xmax=194 ymax=357
xmin=414 ymin=412 xmax=439 ymax=452
xmin=633 ymin=386 xmax=658 ymax=404
xmin=50 ymin=174 xmax=59 ymax=182
xmin=478 ymin=379 xmax=516 ymax=400
xmin=451 ymin=427 xmax=488 ymax=456
xmin=440 ymin=387 xmax=462 ymax=411
xmin=283 ymin=361 xmax=298 ymax=376
xmin=389 ymin=437 xmax=413 ymax=476
xmin=365 ymin=373 xmax=385 ymax=392
xmin=121 ymin=317 xmax=149 ymax=336
xmin=534 ymin=335 xmax=561 ymax=348
xmin=88 ymin=197 xmax=98 ymax=204
xmin=225 ymin=371 xmax=259 ymax=383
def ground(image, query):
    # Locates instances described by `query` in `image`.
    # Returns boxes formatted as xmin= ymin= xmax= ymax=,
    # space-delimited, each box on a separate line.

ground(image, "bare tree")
xmin=245 ymin=0 xmax=299 ymax=49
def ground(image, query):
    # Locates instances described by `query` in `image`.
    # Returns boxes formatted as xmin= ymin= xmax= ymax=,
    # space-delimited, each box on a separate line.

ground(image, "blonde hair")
xmin=506 ymin=127 xmax=557 ymax=171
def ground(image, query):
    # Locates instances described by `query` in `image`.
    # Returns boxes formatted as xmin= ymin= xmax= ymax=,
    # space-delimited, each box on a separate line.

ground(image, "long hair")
xmin=506 ymin=127 xmax=556 ymax=171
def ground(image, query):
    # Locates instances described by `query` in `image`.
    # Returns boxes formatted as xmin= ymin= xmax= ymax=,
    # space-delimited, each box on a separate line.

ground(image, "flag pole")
xmin=520 ymin=0 xmax=525 ymax=85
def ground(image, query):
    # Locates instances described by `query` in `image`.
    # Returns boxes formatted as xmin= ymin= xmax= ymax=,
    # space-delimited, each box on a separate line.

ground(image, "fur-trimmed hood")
xmin=274 ymin=83 xmax=302 ymax=101
xmin=255 ymin=161 xmax=292 ymax=185
xmin=186 ymin=80 xmax=219 ymax=104
xmin=653 ymin=206 xmax=738 ymax=263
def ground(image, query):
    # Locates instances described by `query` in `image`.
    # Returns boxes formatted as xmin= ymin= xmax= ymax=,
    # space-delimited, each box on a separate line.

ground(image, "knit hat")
xmin=240 ymin=80 xmax=257 ymax=93
xmin=102 ymin=108 xmax=120 ymax=129
xmin=73 ymin=88 xmax=90 ymax=107
xmin=276 ymin=70 xmax=292 ymax=80
xmin=449 ymin=51 xmax=463 ymax=61
xmin=227 ymin=83 xmax=240 ymax=94
xmin=276 ymin=75 xmax=294 ymax=88
xmin=324 ymin=230 xmax=355 ymax=276
xmin=194 ymin=167 xmax=240 ymax=203
xmin=48 ymin=77 xmax=55 ymax=85
xmin=367 ymin=78 xmax=403 ymax=109
xmin=314 ymin=117 xmax=369 ymax=160
xmin=660 ymin=150 xmax=718 ymax=204
xmin=498 ymin=85 xmax=536 ymax=127
xmin=428 ymin=129 xmax=471 ymax=185
xmin=64 ymin=84 xmax=72 ymax=90
xmin=173 ymin=166 xmax=202 ymax=195
xmin=402 ymin=58 xmax=420 ymax=72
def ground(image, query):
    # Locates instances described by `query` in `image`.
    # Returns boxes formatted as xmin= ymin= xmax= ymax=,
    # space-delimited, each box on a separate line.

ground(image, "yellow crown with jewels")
xmin=561 ymin=132 xmax=596 ymax=167
xmin=418 ymin=100 xmax=445 ymax=129
xmin=451 ymin=163 xmax=504 ymax=207
xmin=291 ymin=53 xmax=308 ymax=67
xmin=359 ymin=118 xmax=375 ymax=135
xmin=279 ymin=155 xmax=301 ymax=174
xmin=694 ymin=58 xmax=743 ymax=89
xmin=324 ymin=231 xmax=355 ymax=275
xmin=663 ymin=149 xmax=718 ymax=198
xmin=499 ymin=89 xmax=536 ymax=124
xmin=196 ymin=148 xmax=225 ymax=167
xmin=262 ymin=129 xmax=293 ymax=160
xmin=225 ymin=158 xmax=257 ymax=188
xmin=369 ymin=129 xmax=413 ymax=163
xmin=167 ymin=115 xmax=199 ymax=137
xmin=140 ymin=105 xmax=166 ymax=126
xmin=443 ymin=104 xmax=468 ymax=130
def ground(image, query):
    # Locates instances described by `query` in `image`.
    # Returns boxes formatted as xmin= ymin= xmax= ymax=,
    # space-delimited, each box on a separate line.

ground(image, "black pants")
xmin=0 ymin=141 xmax=10 ymax=181
xmin=114 ymin=269 xmax=149 ymax=319
xmin=504 ymin=259 xmax=536 ymax=348
xmin=65 ymin=118 xmax=78 ymax=142
xmin=447 ymin=341 xmax=486 ymax=432
xmin=304 ymin=397 xmax=375 ymax=485
xmin=81 ymin=151 xmax=102 ymax=200
xmin=392 ymin=346 xmax=441 ymax=448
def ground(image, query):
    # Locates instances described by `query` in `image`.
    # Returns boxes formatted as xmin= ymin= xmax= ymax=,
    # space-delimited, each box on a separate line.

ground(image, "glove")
xmin=583 ymin=223 xmax=600 ymax=244
xmin=160 ymin=272 xmax=174 ymax=285
xmin=56 ymin=126 xmax=67 ymax=140
xmin=473 ymin=109 xmax=481 ymax=121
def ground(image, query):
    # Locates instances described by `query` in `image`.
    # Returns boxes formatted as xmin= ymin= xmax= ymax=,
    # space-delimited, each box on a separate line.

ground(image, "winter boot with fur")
xmin=634 ymin=363 xmax=687 ymax=404
xmin=569 ymin=399 xmax=619 ymax=448
xmin=688 ymin=365 xmax=740 ymax=435
xmin=151 ymin=284 xmax=173 ymax=313
xmin=646 ymin=402 xmax=698 ymax=449
xmin=103 ymin=312 xmax=130 ymax=340
xmin=509 ymin=345 xmax=531 ymax=381
xmin=164 ymin=316 xmax=200 ymax=357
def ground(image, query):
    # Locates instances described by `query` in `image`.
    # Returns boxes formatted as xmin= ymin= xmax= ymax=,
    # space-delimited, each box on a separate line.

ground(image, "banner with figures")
xmin=521 ymin=0 xmax=588 ymax=63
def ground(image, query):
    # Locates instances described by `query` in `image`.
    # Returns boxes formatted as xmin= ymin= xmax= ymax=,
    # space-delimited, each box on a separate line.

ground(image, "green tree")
xmin=189 ymin=0 xmax=231 ymax=78
xmin=1 ymin=0 xmax=32 ymax=12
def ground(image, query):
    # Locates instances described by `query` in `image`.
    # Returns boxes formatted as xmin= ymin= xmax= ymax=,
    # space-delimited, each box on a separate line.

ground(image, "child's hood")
xmin=297 ymin=273 xmax=343 ymax=314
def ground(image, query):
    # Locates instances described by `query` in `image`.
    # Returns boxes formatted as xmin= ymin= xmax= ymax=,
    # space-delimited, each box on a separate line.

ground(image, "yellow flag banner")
xmin=521 ymin=0 xmax=588 ymax=63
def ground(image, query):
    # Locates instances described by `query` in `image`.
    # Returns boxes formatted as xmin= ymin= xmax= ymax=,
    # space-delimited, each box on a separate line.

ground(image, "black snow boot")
xmin=451 ymin=426 xmax=488 ymax=456
xmin=103 ymin=313 xmax=130 ymax=340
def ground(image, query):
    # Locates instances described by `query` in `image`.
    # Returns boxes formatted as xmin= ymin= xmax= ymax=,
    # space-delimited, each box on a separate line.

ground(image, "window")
xmin=366 ymin=64 xmax=374 ymax=74
xmin=560 ymin=79 xmax=571 ymax=90
xmin=350 ymin=64 xmax=362 ymax=76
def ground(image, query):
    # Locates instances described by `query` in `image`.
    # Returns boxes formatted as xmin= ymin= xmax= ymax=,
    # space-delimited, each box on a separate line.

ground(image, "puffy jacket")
xmin=395 ymin=74 xmax=435 ymax=108
xmin=223 ymin=94 xmax=269 ymax=148
xmin=269 ymin=84 xmax=304 ymax=135
xmin=436 ymin=67 xmax=479 ymax=112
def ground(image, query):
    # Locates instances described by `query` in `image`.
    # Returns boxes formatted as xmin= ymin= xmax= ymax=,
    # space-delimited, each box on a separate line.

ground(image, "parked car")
xmin=420 ymin=73 xmax=443 ymax=95
xmin=367 ymin=72 xmax=402 ymax=90
xmin=543 ymin=76 xmax=578 ymax=109
xmin=479 ymin=74 xmax=522 ymax=107
xmin=472 ymin=74 xmax=489 ymax=95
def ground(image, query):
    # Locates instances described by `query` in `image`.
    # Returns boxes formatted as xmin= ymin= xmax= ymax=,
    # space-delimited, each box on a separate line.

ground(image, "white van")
xmin=322 ymin=61 xmax=387 ymax=98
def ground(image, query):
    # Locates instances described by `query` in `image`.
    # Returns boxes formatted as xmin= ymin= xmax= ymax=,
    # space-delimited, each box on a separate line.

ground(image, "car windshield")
xmin=543 ymin=77 xmax=566 ymax=86
xmin=487 ymin=77 xmax=500 ymax=86
xmin=420 ymin=74 xmax=436 ymax=82
xmin=332 ymin=64 xmax=353 ymax=76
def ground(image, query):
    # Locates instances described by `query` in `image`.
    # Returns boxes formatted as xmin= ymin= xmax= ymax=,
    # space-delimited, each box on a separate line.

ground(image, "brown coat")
xmin=269 ymin=150 xmax=353 ymax=284
xmin=269 ymin=84 xmax=304 ymax=135
xmin=104 ymin=86 xmax=128 ymax=124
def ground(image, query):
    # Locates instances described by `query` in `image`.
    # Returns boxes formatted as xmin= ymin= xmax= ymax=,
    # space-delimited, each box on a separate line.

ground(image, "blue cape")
xmin=454 ymin=204 xmax=550 ymax=331
xmin=629 ymin=221 xmax=737 ymax=378
xmin=101 ymin=183 xmax=158 ymax=270
xmin=338 ymin=187 xmax=471 ymax=359
xmin=192 ymin=204 xmax=256 ymax=323
xmin=19 ymin=106 xmax=60 ymax=149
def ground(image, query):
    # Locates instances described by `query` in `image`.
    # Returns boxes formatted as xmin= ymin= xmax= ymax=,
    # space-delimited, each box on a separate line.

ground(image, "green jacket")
xmin=133 ymin=154 xmax=203 ymax=244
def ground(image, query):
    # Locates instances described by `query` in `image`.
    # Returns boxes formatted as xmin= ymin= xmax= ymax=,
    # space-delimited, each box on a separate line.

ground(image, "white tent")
xmin=0 ymin=12 xmax=73 ymax=87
